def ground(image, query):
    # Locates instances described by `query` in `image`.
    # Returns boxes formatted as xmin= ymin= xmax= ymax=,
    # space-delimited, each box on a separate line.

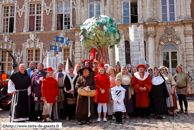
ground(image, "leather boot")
xmin=39 ymin=110 xmax=43 ymax=120
xmin=42 ymin=115 xmax=47 ymax=122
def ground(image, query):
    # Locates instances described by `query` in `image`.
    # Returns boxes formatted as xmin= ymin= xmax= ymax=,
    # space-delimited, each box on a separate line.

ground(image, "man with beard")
xmin=8 ymin=64 xmax=31 ymax=122
xmin=53 ymin=63 xmax=66 ymax=119
xmin=31 ymin=63 xmax=47 ymax=120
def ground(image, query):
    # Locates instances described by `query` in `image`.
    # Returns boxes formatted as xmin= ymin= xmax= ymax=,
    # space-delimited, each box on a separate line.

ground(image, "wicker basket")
xmin=109 ymin=100 xmax=113 ymax=104
xmin=77 ymin=88 xmax=96 ymax=97
xmin=67 ymin=94 xmax=77 ymax=105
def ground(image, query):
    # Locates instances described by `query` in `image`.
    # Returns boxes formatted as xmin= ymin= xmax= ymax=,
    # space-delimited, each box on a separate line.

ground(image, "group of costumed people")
xmin=7 ymin=59 xmax=192 ymax=124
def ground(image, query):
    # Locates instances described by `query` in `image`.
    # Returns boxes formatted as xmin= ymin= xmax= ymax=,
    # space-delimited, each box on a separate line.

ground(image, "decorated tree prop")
xmin=80 ymin=15 xmax=122 ymax=63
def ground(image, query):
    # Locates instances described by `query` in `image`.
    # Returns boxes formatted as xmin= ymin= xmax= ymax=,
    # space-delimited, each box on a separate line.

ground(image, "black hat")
xmin=79 ymin=67 xmax=92 ymax=73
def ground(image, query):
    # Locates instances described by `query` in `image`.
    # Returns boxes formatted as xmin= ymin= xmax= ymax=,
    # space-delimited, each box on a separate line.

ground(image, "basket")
xmin=67 ymin=94 xmax=77 ymax=105
xmin=109 ymin=100 xmax=113 ymax=104
xmin=77 ymin=88 xmax=96 ymax=97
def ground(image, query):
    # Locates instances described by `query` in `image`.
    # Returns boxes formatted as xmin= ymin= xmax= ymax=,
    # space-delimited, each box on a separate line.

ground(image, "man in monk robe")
xmin=131 ymin=64 xmax=152 ymax=119
xmin=8 ymin=64 xmax=31 ymax=122
xmin=75 ymin=67 xmax=95 ymax=125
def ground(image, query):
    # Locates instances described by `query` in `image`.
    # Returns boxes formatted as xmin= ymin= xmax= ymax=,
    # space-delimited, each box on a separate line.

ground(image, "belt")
xmin=34 ymin=86 xmax=41 ymax=88
xmin=177 ymin=86 xmax=187 ymax=89
xmin=58 ymin=87 xmax=64 ymax=89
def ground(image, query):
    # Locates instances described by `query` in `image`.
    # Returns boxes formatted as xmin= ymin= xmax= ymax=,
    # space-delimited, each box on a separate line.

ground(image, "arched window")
xmin=162 ymin=43 xmax=178 ymax=74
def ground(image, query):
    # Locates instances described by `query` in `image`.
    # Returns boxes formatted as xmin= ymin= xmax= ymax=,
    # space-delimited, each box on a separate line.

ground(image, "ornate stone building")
xmin=0 ymin=0 xmax=193 ymax=75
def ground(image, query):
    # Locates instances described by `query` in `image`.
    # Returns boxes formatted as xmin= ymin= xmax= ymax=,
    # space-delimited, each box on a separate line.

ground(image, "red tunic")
xmin=94 ymin=74 xmax=110 ymax=103
xmin=42 ymin=77 xmax=58 ymax=103
xmin=131 ymin=72 xmax=152 ymax=108
xmin=93 ymin=68 xmax=99 ymax=75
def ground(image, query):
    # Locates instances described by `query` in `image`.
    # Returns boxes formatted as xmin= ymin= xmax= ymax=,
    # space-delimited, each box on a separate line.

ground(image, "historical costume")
xmin=27 ymin=62 xmax=37 ymax=121
xmin=174 ymin=64 xmax=190 ymax=114
xmin=93 ymin=59 xmax=99 ymax=76
xmin=104 ymin=64 xmax=111 ymax=75
xmin=131 ymin=64 xmax=152 ymax=118
xmin=111 ymin=81 xmax=126 ymax=124
xmin=30 ymin=63 xmax=47 ymax=120
xmin=42 ymin=67 xmax=58 ymax=122
xmin=162 ymin=67 xmax=177 ymax=114
xmin=107 ymin=68 xmax=116 ymax=119
xmin=74 ymin=64 xmax=81 ymax=75
xmin=53 ymin=63 xmax=66 ymax=119
xmin=80 ymin=59 xmax=95 ymax=77
xmin=94 ymin=63 xmax=110 ymax=122
xmin=116 ymin=66 xmax=134 ymax=116
xmin=75 ymin=67 xmax=95 ymax=123
xmin=63 ymin=59 xmax=78 ymax=120
xmin=8 ymin=65 xmax=31 ymax=122
xmin=150 ymin=67 xmax=169 ymax=118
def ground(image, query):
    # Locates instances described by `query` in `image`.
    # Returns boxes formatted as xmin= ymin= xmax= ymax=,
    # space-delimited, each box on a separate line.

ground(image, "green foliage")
xmin=80 ymin=15 xmax=121 ymax=50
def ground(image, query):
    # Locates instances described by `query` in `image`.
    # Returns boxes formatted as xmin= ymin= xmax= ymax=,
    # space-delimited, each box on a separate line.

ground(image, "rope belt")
xmin=10 ymin=89 xmax=28 ymax=122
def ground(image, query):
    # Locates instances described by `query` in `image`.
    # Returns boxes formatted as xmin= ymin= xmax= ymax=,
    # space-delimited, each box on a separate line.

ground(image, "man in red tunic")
xmin=42 ymin=67 xmax=58 ymax=122
xmin=131 ymin=64 xmax=152 ymax=119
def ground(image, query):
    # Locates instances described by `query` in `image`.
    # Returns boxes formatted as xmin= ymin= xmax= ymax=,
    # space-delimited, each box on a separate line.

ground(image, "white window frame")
xmin=27 ymin=49 xmax=41 ymax=68
xmin=162 ymin=43 xmax=179 ymax=73
xmin=28 ymin=3 xmax=42 ymax=32
xmin=160 ymin=0 xmax=176 ymax=21
xmin=88 ymin=0 xmax=101 ymax=18
xmin=122 ymin=1 xmax=131 ymax=24
xmin=2 ymin=5 xmax=15 ymax=33
xmin=56 ymin=0 xmax=71 ymax=30
xmin=0 ymin=50 xmax=13 ymax=74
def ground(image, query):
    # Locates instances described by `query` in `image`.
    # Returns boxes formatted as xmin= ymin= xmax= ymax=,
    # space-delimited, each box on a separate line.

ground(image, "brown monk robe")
xmin=75 ymin=68 xmax=95 ymax=123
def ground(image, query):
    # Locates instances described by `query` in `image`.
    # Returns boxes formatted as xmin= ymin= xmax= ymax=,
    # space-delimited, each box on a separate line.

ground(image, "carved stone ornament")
xmin=43 ymin=2 xmax=53 ymax=15
xmin=2 ymin=0 xmax=17 ymax=4
xmin=159 ymin=26 xmax=181 ymax=45
xmin=15 ymin=50 xmax=23 ymax=64
xmin=0 ymin=34 xmax=15 ymax=50
xmin=16 ymin=5 xmax=25 ymax=17
xmin=22 ymin=33 xmax=43 ymax=49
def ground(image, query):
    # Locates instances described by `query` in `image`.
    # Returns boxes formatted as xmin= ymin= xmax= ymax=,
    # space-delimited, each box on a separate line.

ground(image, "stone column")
xmin=74 ymin=28 xmax=82 ymax=64
xmin=51 ymin=0 xmax=56 ymax=30
xmin=147 ymin=0 xmax=154 ymax=21
xmin=184 ymin=22 xmax=194 ymax=72
xmin=148 ymin=34 xmax=155 ymax=67
xmin=146 ymin=22 xmax=157 ymax=68
xmin=23 ymin=2 xmax=28 ymax=32
xmin=40 ymin=1 xmax=44 ymax=31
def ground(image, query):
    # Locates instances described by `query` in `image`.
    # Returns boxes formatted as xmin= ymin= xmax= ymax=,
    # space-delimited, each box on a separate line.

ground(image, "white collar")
xmin=152 ymin=75 xmax=164 ymax=85
xmin=134 ymin=72 xmax=149 ymax=81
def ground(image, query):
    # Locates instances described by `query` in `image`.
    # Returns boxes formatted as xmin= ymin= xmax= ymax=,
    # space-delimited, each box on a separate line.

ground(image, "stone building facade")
xmin=0 ymin=0 xmax=193 ymax=75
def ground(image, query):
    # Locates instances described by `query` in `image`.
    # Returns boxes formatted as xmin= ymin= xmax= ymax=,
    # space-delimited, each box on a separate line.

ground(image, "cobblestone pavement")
xmin=1 ymin=100 xmax=194 ymax=130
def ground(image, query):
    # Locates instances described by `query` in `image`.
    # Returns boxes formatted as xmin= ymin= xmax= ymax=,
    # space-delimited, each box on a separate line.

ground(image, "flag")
xmin=62 ymin=39 xmax=69 ymax=45
xmin=56 ymin=36 xmax=64 ymax=43
xmin=56 ymin=47 xmax=61 ymax=52
xmin=50 ymin=45 xmax=57 ymax=51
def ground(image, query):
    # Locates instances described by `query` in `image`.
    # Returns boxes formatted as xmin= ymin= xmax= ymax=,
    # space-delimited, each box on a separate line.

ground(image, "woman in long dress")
xmin=150 ymin=67 xmax=169 ymax=119
xmin=116 ymin=66 xmax=134 ymax=118
xmin=64 ymin=66 xmax=78 ymax=120
xmin=162 ymin=66 xmax=177 ymax=116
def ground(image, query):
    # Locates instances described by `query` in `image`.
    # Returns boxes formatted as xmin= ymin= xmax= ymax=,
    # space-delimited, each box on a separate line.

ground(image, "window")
xmin=57 ymin=1 xmax=70 ymax=30
xmin=27 ymin=49 xmax=40 ymax=68
xmin=162 ymin=43 xmax=178 ymax=74
xmin=123 ymin=1 xmax=138 ymax=24
xmin=0 ymin=50 xmax=13 ymax=74
xmin=89 ymin=0 xmax=101 ymax=18
xmin=161 ymin=0 xmax=175 ymax=21
xmin=3 ymin=6 xmax=15 ymax=33
xmin=29 ymin=3 xmax=42 ymax=31
xmin=63 ymin=48 xmax=69 ymax=69
xmin=123 ymin=1 xmax=130 ymax=24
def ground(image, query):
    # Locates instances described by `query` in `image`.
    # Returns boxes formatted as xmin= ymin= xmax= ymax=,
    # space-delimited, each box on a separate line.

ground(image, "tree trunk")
xmin=96 ymin=47 xmax=109 ymax=64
